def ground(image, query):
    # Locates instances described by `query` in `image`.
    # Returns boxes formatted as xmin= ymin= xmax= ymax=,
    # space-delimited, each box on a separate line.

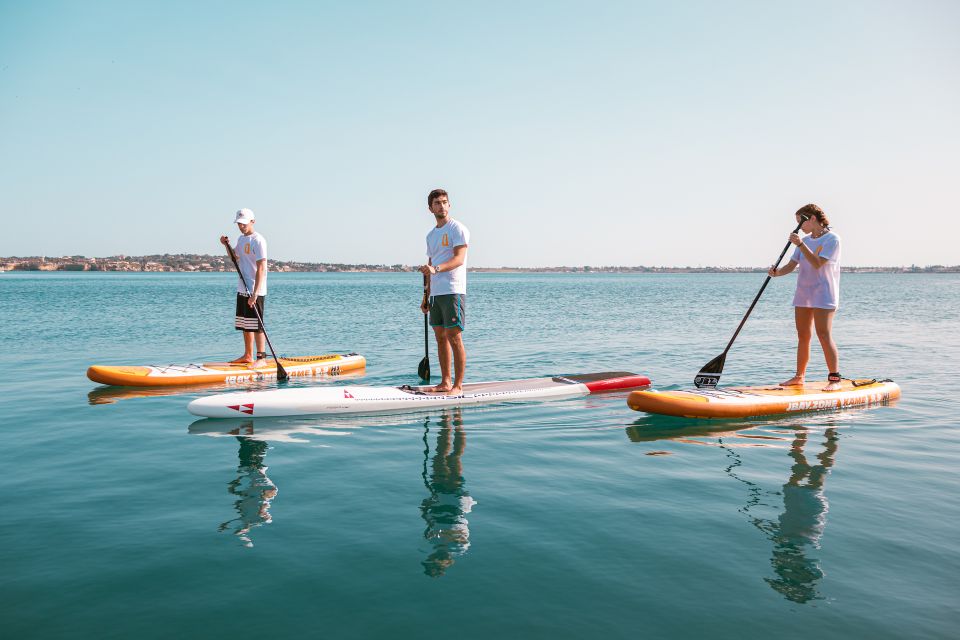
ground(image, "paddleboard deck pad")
xmin=87 ymin=353 xmax=366 ymax=387
xmin=627 ymin=378 xmax=900 ymax=419
xmin=188 ymin=372 xmax=652 ymax=418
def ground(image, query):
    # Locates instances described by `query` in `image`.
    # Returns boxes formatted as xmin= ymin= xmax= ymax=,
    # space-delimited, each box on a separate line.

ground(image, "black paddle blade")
xmin=694 ymin=352 xmax=726 ymax=388
xmin=276 ymin=362 xmax=289 ymax=382
xmin=418 ymin=356 xmax=430 ymax=381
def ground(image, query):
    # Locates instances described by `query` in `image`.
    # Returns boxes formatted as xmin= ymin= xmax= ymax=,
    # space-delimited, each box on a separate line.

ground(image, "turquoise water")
xmin=3 ymin=272 xmax=958 ymax=639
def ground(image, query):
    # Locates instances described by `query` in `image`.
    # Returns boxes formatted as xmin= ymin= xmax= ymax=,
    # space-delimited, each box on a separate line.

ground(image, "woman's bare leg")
xmin=782 ymin=307 xmax=813 ymax=386
xmin=813 ymin=308 xmax=840 ymax=390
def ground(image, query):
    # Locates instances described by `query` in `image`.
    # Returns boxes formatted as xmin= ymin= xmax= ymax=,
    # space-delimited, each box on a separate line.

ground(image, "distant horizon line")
xmin=1 ymin=253 xmax=957 ymax=273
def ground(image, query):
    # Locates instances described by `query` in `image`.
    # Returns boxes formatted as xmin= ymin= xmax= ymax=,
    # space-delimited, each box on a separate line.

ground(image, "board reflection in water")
xmin=626 ymin=418 xmax=840 ymax=604
xmin=419 ymin=409 xmax=477 ymax=577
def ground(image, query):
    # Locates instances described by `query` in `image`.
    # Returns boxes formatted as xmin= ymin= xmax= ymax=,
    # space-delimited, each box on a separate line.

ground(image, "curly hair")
xmin=796 ymin=203 xmax=830 ymax=227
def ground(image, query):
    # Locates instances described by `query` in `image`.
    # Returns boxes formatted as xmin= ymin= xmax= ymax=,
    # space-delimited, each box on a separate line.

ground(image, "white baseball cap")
xmin=234 ymin=208 xmax=255 ymax=224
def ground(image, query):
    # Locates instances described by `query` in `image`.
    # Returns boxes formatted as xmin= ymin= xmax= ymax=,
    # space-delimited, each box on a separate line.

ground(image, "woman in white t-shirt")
xmin=768 ymin=204 xmax=843 ymax=391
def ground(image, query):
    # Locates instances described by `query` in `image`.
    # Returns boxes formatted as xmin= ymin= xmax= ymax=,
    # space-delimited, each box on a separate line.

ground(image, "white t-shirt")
xmin=426 ymin=219 xmax=470 ymax=296
xmin=235 ymin=231 xmax=268 ymax=296
xmin=791 ymin=230 xmax=840 ymax=309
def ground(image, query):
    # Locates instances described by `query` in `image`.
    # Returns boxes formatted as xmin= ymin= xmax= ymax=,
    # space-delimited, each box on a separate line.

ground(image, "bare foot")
xmin=447 ymin=386 xmax=463 ymax=396
xmin=430 ymin=383 xmax=453 ymax=393
xmin=780 ymin=376 xmax=805 ymax=386
xmin=823 ymin=381 xmax=842 ymax=392
xmin=230 ymin=356 xmax=253 ymax=364
xmin=251 ymin=358 xmax=268 ymax=369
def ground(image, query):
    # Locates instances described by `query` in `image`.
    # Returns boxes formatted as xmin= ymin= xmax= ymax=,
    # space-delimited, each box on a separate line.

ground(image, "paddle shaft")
xmin=719 ymin=218 xmax=807 ymax=356
xmin=417 ymin=274 xmax=430 ymax=380
xmin=418 ymin=272 xmax=431 ymax=379
xmin=226 ymin=244 xmax=288 ymax=381
xmin=423 ymin=273 xmax=430 ymax=355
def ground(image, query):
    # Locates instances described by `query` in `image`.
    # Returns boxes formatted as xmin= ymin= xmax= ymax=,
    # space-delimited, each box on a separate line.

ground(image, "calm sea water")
xmin=2 ymin=272 xmax=958 ymax=639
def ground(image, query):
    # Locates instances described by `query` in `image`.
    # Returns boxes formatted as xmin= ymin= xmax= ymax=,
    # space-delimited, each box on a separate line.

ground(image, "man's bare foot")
xmin=780 ymin=376 xmax=805 ymax=386
xmin=430 ymin=383 xmax=453 ymax=393
xmin=251 ymin=358 xmax=267 ymax=369
xmin=823 ymin=381 xmax=842 ymax=392
xmin=230 ymin=356 xmax=253 ymax=364
xmin=447 ymin=386 xmax=463 ymax=396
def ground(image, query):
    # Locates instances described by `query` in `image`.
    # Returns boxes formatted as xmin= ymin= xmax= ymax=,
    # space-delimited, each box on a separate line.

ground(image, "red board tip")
xmin=585 ymin=375 xmax=651 ymax=393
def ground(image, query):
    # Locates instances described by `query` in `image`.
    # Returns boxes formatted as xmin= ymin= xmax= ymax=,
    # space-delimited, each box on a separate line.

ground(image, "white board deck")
xmin=188 ymin=372 xmax=650 ymax=418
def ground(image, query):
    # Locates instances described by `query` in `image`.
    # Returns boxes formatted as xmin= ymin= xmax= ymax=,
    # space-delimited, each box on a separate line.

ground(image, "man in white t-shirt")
xmin=419 ymin=189 xmax=470 ymax=395
xmin=219 ymin=208 xmax=269 ymax=367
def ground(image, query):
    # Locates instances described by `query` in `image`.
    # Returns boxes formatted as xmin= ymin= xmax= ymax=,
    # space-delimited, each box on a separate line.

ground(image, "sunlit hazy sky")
xmin=2 ymin=1 xmax=957 ymax=267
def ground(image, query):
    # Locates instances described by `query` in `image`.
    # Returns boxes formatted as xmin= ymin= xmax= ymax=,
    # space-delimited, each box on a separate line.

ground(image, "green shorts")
xmin=429 ymin=294 xmax=466 ymax=331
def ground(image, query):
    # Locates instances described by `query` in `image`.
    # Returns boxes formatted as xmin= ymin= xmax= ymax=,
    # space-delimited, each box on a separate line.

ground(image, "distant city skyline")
xmin=3 ymin=252 xmax=956 ymax=273
xmin=2 ymin=1 xmax=958 ymax=267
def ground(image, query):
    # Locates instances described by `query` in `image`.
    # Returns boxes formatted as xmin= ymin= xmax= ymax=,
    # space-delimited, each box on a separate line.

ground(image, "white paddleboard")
xmin=188 ymin=372 xmax=651 ymax=418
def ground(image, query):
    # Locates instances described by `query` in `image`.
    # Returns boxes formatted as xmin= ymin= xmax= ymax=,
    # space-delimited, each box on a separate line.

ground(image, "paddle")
xmin=418 ymin=273 xmax=431 ymax=380
xmin=225 ymin=244 xmax=288 ymax=382
xmin=694 ymin=215 xmax=809 ymax=388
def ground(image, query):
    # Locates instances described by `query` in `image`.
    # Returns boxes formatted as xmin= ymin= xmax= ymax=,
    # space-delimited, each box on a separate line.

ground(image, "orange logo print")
xmin=441 ymin=233 xmax=449 ymax=247
xmin=244 ymin=244 xmax=251 ymax=254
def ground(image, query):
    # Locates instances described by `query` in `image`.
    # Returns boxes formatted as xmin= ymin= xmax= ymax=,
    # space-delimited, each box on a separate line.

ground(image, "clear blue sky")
xmin=2 ymin=0 xmax=957 ymax=267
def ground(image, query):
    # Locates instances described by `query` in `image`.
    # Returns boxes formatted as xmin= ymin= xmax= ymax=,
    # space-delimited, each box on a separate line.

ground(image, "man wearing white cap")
xmin=219 ymin=208 xmax=269 ymax=366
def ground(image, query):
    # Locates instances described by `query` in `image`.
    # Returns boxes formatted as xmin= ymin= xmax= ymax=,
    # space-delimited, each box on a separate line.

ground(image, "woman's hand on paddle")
xmin=789 ymin=232 xmax=802 ymax=246
xmin=768 ymin=265 xmax=779 ymax=277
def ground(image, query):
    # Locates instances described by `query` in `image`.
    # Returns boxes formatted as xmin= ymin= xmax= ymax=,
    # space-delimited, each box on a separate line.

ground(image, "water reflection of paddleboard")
xmin=188 ymin=372 xmax=651 ymax=418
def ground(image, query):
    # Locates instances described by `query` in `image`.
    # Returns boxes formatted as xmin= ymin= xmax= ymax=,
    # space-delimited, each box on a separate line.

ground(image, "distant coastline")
xmin=1 ymin=254 xmax=957 ymax=274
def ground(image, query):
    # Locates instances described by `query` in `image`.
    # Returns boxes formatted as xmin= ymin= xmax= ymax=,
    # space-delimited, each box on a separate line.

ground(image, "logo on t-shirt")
xmin=244 ymin=244 xmax=251 ymax=254
xmin=441 ymin=233 xmax=449 ymax=247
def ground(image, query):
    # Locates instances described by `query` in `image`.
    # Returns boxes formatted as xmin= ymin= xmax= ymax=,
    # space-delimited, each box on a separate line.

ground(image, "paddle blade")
xmin=276 ymin=362 xmax=289 ymax=382
xmin=418 ymin=356 xmax=430 ymax=381
xmin=694 ymin=352 xmax=726 ymax=388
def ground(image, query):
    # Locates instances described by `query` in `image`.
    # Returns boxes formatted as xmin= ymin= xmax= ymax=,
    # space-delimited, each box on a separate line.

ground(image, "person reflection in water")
xmin=420 ymin=409 xmax=477 ymax=577
xmin=762 ymin=427 xmax=838 ymax=602
xmin=728 ymin=427 xmax=838 ymax=602
xmin=219 ymin=435 xmax=278 ymax=548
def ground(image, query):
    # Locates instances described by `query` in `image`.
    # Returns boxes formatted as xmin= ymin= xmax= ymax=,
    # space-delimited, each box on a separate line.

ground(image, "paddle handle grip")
xmin=770 ymin=219 xmax=806 ymax=274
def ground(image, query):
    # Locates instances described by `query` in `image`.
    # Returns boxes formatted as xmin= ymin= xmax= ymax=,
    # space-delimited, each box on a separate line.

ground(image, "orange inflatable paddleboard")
xmin=627 ymin=379 xmax=900 ymax=419
xmin=87 ymin=353 xmax=366 ymax=387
